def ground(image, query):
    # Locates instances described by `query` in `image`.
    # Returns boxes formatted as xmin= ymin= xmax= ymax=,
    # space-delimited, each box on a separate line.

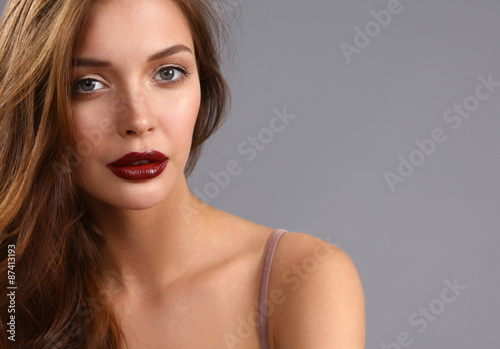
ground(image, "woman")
xmin=0 ymin=0 xmax=365 ymax=347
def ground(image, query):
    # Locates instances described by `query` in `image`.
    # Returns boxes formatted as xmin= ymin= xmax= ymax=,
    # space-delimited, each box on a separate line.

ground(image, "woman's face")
xmin=71 ymin=0 xmax=200 ymax=210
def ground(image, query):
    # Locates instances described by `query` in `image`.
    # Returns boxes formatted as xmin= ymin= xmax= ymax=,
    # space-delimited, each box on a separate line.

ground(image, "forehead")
xmin=74 ymin=0 xmax=194 ymax=58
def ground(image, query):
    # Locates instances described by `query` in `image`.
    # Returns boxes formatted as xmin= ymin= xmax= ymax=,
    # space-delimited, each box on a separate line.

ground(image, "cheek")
xmin=71 ymin=110 xmax=104 ymax=179
xmin=72 ymin=116 xmax=98 ymax=164
xmin=156 ymin=86 xmax=201 ymax=151
xmin=72 ymin=102 xmax=114 ymax=151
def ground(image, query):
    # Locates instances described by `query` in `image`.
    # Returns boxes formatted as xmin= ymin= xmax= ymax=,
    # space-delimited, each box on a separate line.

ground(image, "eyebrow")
xmin=72 ymin=44 xmax=193 ymax=67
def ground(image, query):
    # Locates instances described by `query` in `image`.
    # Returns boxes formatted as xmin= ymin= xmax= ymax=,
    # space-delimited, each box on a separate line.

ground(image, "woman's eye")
xmin=72 ymin=67 xmax=187 ymax=96
xmin=73 ymin=79 xmax=105 ymax=93
xmin=155 ymin=67 xmax=186 ymax=83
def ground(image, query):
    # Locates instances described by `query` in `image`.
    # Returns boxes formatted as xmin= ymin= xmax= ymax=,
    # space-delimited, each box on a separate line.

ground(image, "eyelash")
xmin=72 ymin=65 xmax=190 ymax=95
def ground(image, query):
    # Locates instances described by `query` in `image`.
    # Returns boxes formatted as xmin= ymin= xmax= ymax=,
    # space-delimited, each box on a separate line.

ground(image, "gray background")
xmin=2 ymin=0 xmax=499 ymax=347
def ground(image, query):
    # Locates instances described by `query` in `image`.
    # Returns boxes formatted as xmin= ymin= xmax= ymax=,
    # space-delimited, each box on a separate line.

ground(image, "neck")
xmin=87 ymin=175 xmax=217 ymax=298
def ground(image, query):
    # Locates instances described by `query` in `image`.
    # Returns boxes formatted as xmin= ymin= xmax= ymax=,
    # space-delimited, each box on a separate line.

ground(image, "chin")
xmin=77 ymin=164 xmax=183 ymax=211
xmin=83 ymin=181 xmax=171 ymax=211
xmin=100 ymin=192 xmax=168 ymax=211
xmin=116 ymin=201 xmax=162 ymax=211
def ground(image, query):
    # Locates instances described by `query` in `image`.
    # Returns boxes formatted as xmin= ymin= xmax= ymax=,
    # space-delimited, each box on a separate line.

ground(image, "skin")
xmin=71 ymin=0 xmax=365 ymax=347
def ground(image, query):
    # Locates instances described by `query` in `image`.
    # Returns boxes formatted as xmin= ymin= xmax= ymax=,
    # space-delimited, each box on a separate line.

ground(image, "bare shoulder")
xmin=268 ymin=231 xmax=365 ymax=349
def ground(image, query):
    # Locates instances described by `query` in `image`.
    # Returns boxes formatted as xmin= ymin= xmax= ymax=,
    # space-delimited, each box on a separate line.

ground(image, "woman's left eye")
xmin=155 ymin=66 xmax=187 ymax=83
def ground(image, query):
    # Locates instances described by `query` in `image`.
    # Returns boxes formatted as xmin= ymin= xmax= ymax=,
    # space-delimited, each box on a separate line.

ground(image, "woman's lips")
xmin=107 ymin=150 xmax=168 ymax=180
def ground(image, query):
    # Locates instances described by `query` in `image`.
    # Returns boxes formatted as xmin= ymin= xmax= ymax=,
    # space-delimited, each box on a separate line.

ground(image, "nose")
xmin=116 ymin=90 xmax=156 ymax=137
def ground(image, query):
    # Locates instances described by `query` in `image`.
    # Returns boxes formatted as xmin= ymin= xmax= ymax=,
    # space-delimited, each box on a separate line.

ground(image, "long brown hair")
xmin=0 ymin=0 xmax=231 ymax=347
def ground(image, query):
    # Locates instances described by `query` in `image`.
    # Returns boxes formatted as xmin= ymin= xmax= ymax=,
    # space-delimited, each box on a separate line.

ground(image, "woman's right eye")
xmin=73 ymin=79 xmax=105 ymax=94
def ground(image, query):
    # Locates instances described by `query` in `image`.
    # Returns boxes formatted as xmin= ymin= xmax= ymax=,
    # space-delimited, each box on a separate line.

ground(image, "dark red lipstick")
xmin=107 ymin=150 xmax=168 ymax=180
